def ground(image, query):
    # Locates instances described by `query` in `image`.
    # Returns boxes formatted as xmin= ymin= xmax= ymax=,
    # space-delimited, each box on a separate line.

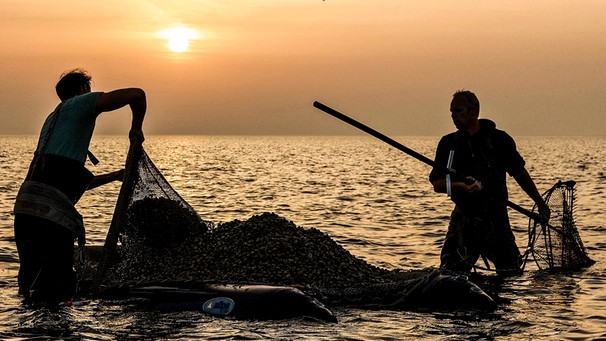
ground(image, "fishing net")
xmin=525 ymin=180 xmax=594 ymax=271
xmin=114 ymin=143 xmax=209 ymax=245
xmin=91 ymin=141 xmax=210 ymax=290
xmin=83 ymin=142 xmax=485 ymax=311
xmin=117 ymin=149 xmax=209 ymax=249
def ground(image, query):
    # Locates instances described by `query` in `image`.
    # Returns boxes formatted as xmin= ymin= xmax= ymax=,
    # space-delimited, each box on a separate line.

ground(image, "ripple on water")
xmin=0 ymin=136 xmax=605 ymax=340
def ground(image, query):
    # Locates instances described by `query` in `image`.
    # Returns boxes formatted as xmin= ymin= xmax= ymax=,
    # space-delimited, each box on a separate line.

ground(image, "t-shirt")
xmin=37 ymin=92 xmax=102 ymax=162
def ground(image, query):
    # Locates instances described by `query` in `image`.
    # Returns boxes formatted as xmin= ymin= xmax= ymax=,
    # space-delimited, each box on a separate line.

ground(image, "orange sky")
xmin=1 ymin=1 xmax=605 ymax=136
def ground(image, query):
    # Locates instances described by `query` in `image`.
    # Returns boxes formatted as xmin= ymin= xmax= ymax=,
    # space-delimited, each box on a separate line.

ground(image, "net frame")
xmin=524 ymin=180 xmax=594 ymax=271
xmin=93 ymin=140 xmax=142 ymax=288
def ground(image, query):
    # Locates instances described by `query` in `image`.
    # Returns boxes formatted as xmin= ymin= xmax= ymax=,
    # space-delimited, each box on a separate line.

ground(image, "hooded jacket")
xmin=429 ymin=119 xmax=526 ymax=217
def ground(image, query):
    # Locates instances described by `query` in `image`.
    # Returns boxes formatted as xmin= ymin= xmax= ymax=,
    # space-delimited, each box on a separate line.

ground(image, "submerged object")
xmin=320 ymin=268 xmax=496 ymax=311
xmin=412 ymin=271 xmax=496 ymax=310
xmin=203 ymin=296 xmax=235 ymax=315
xmin=119 ymin=283 xmax=338 ymax=322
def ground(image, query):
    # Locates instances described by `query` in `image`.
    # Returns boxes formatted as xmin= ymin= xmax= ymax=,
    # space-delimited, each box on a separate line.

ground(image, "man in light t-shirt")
xmin=13 ymin=68 xmax=147 ymax=303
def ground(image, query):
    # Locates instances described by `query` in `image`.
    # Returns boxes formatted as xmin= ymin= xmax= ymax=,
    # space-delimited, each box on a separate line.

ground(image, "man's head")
xmin=55 ymin=68 xmax=92 ymax=101
xmin=450 ymin=90 xmax=480 ymax=131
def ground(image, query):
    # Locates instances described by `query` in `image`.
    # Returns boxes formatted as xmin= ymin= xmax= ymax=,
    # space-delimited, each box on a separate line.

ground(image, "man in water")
xmin=429 ymin=90 xmax=550 ymax=276
xmin=13 ymin=68 xmax=146 ymax=303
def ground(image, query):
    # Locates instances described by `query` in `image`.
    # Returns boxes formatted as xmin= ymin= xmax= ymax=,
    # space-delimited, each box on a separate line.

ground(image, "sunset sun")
xmin=160 ymin=27 xmax=198 ymax=53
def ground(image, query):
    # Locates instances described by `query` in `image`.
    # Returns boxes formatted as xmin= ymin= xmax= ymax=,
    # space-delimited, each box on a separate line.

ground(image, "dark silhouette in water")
xmin=118 ymin=284 xmax=338 ymax=322
xmin=13 ymin=68 xmax=146 ymax=304
xmin=430 ymin=90 xmax=549 ymax=276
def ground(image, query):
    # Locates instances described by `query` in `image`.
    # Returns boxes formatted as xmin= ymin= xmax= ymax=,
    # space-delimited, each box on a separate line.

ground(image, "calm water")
xmin=0 ymin=135 xmax=605 ymax=340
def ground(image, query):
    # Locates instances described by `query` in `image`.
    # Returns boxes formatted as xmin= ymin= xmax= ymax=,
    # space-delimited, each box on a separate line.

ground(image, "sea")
xmin=0 ymin=135 xmax=605 ymax=340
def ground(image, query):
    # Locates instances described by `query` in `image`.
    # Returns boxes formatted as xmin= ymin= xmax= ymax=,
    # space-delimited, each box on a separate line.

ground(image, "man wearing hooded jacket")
xmin=429 ymin=90 xmax=550 ymax=276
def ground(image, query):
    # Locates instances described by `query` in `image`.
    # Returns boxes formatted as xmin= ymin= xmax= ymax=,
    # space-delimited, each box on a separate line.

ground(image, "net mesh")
xmin=92 ymin=143 xmax=210 ymax=290
xmin=526 ymin=180 xmax=594 ymax=271
xmin=87 ymin=143 xmax=438 ymax=305
xmin=119 ymin=148 xmax=210 ymax=248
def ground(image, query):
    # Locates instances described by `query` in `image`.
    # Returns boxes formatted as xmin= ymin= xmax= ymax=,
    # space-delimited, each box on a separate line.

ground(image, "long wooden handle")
xmin=313 ymin=101 xmax=546 ymax=224
xmin=93 ymin=138 xmax=143 ymax=290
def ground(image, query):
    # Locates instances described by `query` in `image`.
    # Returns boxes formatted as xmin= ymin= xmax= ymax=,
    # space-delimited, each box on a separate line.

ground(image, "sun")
xmin=160 ymin=27 xmax=198 ymax=53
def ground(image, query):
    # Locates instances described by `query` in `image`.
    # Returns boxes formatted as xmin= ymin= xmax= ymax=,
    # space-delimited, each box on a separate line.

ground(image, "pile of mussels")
xmin=96 ymin=199 xmax=429 ymax=291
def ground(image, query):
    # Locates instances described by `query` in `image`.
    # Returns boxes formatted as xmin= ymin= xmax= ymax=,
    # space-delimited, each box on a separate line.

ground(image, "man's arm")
xmin=429 ymin=135 xmax=486 ymax=195
xmin=512 ymin=168 xmax=551 ymax=222
xmin=87 ymin=169 xmax=124 ymax=191
xmin=432 ymin=176 xmax=483 ymax=195
xmin=96 ymin=88 xmax=146 ymax=142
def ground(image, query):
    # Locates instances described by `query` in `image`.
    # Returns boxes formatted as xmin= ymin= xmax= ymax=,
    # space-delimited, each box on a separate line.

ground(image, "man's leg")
xmin=490 ymin=211 xmax=522 ymax=276
xmin=440 ymin=210 xmax=479 ymax=273
xmin=14 ymin=215 xmax=76 ymax=303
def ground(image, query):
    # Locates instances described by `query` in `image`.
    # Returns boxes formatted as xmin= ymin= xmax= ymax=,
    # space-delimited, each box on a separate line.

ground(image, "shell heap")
xmin=102 ymin=210 xmax=413 ymax=290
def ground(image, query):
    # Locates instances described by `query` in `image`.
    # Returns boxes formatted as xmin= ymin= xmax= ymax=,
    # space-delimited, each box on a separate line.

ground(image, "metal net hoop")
xmin=526 ymin=180 xmax=594 ymax=271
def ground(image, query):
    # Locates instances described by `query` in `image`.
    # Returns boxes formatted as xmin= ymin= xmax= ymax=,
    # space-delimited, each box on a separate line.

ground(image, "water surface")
xmin=0 ymin=135 xmax=604 ymax=340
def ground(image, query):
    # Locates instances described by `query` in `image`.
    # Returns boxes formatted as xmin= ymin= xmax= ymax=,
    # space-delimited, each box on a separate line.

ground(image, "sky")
xmin=1 ymin=0 xmax=605 ymax=136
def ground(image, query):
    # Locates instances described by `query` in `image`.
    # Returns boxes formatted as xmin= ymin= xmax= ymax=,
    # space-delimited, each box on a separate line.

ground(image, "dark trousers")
xmin=14 ymin=214 xmax=76 ymax=303
xmin=440 ymin=207 xmax=522 ymax=276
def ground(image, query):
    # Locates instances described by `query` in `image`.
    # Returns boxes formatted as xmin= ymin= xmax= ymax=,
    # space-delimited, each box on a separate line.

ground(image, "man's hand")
xmin=129 ymin=129 xmax=145 ymax=144
xmin=432 ymin=176 xmax=482 ymax=195
xmin=464 ymin=176 xmax=483 ymax=193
